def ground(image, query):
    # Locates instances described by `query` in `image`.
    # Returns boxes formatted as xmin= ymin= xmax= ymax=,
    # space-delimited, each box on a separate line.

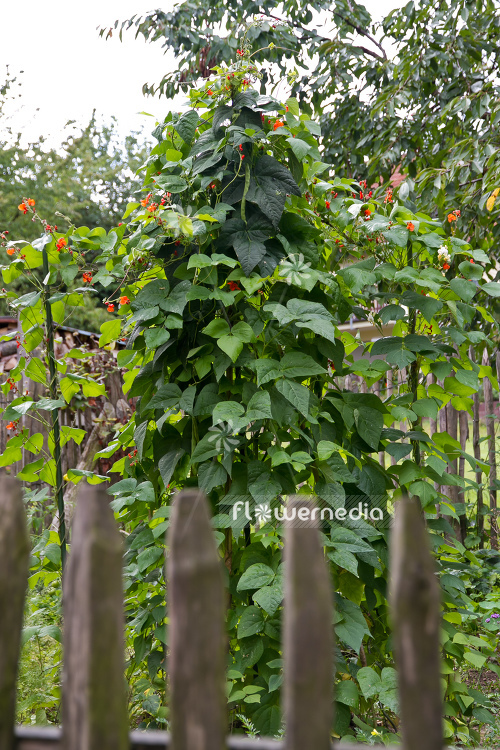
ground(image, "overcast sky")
xmin=0 ymin=0 xmax=403 ymax=147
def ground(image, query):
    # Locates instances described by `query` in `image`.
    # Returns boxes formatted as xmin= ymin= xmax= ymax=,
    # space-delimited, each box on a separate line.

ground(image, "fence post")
xmin=0 ymin=477 xmax=29 ymax=750
xmin=390 ymin=496 xmax=442 ymax=750
xmin=483 ymin=348 xmax=497 ymax=548
xmin=284 ymin=497 xmax=333 ymax=750
xmin=167 ymin=489 xmax=226 ymax=750
xmin=62 ymin=483 xmax=128 ymax=750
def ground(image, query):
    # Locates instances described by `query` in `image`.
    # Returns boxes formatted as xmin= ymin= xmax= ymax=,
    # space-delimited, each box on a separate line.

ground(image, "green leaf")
xmin=379 ymin=667 xmax=399 ymax=713
xmin=279 ymin=352 xmax=326 ymax=378
xmin=148 ymin=384 xmax=182 ymax=410
xmin=137 ymin=546 xmax=163 ymax=572
xmin=286 ymin=136 xmax=311 ymax=161
xmin=237 ymin=606 xmax=266 ymax=637
xmin=411 ymin=398 xmax=438 ymax=420
xmin=144 ymin=328 xmax=170 ymax=349
xmin=174 ymin=109 xmax=199 ymax=143
xmin=25 ymin=357 xmax=47 ymax=385
xmin=246 ymin=391 xmax=273 ymax=420
xmin=203 ymin=319 xmax=230 ymax=338
xmin=252 ymin=583 xmax=283 ymax=616
xmin=237 ymin=564 xmax=275 ymax=591
xmin=231 ymin=321 xmax=256 ymax=343
xmin=158 ymin=449 xmax=185 ymax=486
xmin=217 ymin=335 xmax=243 ymax=362
xmin=336 ymin=680 xmax=359 ymax=708
xmin=382 ymin=226 xmax=409 ymax=246
xmin=60 ymin=377 xmax=80 ymax=403
xmin=401 ymin=291 xmax=443 ymax=322
xmin=481 ymin=281 xmax=500 ymax=297
xmin=246 ymin=154 xmax=301 ymax=228
xmin=40 ymin=459 xmax=57 ymax=487
xmin=357 ymin=666 xmax=381 ymax=699
xmin=198 ymin=460 xmax=228 ymax=493
xmin=354 ymin=406 xmax=383 ymax=450
xmin=134 ymin=279 xmax=170 ymax=309
xmin=449 ymin=277 xmax=477 ymax=302
xmin=156 ymin=174 xmax=188 ymax=192
xmin=212 ymin=401 xmax=245 ymax=424
xmin=251 ymin=359 xmax=282 ymax=386
xmin=275 ymin=379 xmax=314 ymax=421
xmin=219 ymin=214 xmax=272 ymax=275
xmin=99 ymin=318 xmax=122 ymax=346
xmin=459 ymin=261 xmax=484 ymax=280
xmin=81 ymin=380 xmax=106 ymax=398
xmin=36 ymin=398 xmax=65 ymax=411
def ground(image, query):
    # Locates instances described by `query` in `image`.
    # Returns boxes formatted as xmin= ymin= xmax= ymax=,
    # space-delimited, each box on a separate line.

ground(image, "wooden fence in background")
xmin=0 ymin=477 xmax=443 ymax=750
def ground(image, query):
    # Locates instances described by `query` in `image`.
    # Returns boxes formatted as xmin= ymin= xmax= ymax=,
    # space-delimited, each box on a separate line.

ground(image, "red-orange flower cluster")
xmin=407 ymin=222 xmax=415 ymax=231
xmin=18 ymin=198 xmax=35 ymax=214
xmin=120 ymin=295 xmax=130 ymax=306
xmin=273 ymin=121 xmax=284 ymax=131
xmin=82 ymin=272 xmax=93 ymax=284
xmin=227 ymin=281 xmax=241 ymax=291
xmin=6 ymin=247 xmax=15 ymax=256
xmin=56 ymin=237 xmax=67 ymax=251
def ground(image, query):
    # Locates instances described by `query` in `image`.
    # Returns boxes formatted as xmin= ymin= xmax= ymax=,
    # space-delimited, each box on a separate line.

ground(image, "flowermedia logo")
xmin=232 ymin=498 xmax=389 ymax=528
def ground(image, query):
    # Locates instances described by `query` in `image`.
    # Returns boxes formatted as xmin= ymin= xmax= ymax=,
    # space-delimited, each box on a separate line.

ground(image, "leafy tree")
xmin=0 ymin=67 xmax=151 ymax=329
xmin=0 ymin=67 xmax=150 ymax=238
xmin=112 ymin=0 xmax=500 ymax=254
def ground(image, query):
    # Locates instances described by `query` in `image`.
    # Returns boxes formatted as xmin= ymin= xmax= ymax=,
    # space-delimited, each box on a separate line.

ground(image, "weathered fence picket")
xmin=390 ymin=496 xmax=442 ymax=750
xmin=284 ymin=497 xmax=333 ymax=750
xmin=0 ymin=478 xmax=29 ymax=750
xmin=62 ymin=483 xmax=128 ymax=750
xmin=167 ymin=489 xmax=226 ymax=750
xmin=0 ymin=481 xmax=446 ymax=749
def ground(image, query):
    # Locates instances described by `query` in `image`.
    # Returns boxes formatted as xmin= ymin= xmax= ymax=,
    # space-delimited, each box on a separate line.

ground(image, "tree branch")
xmin=333 ymin=9 xmax=387 ymax=60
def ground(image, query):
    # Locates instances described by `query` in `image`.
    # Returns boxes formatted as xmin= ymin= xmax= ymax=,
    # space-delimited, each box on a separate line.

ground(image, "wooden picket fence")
xmin=0 ymin=476 xmax=443 ymax=750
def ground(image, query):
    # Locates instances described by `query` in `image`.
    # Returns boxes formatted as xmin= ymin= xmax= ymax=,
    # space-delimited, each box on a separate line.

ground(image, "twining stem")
xmin=42 ymin=243 xmax=67 ymax=567
xmin=407 ymin=241 xmax=421 ymax=467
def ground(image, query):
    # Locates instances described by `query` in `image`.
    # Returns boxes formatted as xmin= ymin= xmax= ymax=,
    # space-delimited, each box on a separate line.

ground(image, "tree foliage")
xmin=0 ymin=68 xmax=150 ymax=238
xmin=112 ymin=0 xmax=500 ymax=259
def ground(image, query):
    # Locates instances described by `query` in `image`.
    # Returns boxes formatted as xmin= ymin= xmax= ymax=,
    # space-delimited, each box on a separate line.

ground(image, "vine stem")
xmin=42 ymin=242 xmax=67 ymax=567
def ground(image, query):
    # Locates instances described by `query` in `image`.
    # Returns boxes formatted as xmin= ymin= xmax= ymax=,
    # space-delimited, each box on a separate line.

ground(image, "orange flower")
xmin=120 ymin=295 xmax=130 ymax=306
xmin=364 ymin=209 xmax=371 ymax=217
xmin=107 ymin=304 xmax=115 ymax=312
xmin=6 ymin=247 xmax=15 ymax=256
xmin=470 ymin=259 xmax=475 ymax=263
xmin=18 ymin=202 xmax=28 ymax=214
xmin=27 ymin=198 xmax=35 ymax=206
xmin=82 ymin=272 xmax=93 ymax=283
xmin=325 ymin=201 xmax=331 ymax=209
xmin=407 ymin=222 xmax=415 ymax=231
xmin=273 ymin=121 xmax=284 ymax=131
xmin=6 ymin=421 xmax=15 ymax=430
xmin=447 ymin=213 xmax=457 ymax=223
xmin=56 ymin=237 xmax=67 ymax=251
xmin=443 ymin=263 xmax=450 ymax=270
xmin=207 ymin=89 xmax=214 ymax=96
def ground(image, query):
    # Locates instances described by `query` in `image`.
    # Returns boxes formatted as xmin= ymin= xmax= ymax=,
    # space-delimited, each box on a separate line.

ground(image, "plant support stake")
xmin=42 ymin=241 xmax=67 ymax=567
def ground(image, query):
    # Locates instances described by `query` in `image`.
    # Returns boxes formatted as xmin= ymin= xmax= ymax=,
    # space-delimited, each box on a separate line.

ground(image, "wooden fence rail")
xmin=0 ymin=481 xmax=443 ymax=750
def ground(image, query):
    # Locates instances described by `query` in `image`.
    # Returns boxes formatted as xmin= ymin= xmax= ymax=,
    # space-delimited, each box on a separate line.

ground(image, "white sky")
xmin=0 ymin=0 xmax=403 ymax=147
